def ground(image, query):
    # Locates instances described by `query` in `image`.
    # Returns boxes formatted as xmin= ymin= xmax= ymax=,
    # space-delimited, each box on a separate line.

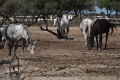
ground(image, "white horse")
xmin=80 ymin=18 xmax=93 ymax=47
xmin=54 ymin=17 xmax=69 ymax=39
xmin=5 ymin=23 xmax=37 ymax=56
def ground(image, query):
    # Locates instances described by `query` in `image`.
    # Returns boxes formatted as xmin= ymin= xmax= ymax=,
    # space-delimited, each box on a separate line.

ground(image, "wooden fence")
xmin=95 ymin=16 xmax=120 ymax=27
xmin=0 ymin=15 xmax=120 ymax=27
xmin=109 ymin=18 xmax=120 ymax=27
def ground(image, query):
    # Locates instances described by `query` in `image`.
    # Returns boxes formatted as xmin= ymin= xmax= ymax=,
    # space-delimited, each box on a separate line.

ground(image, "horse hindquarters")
xmin=59 ymin=27 xmax=69 ymax=39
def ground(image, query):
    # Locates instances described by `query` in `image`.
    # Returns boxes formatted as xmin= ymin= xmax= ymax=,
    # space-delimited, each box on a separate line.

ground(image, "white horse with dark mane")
xmin=5 ymin=23 xmax=36 ymax=56
xmin=54 ymin=17 xmax=69 ymax=39
xmin=80 ymin=18 xmax=93 ymax=47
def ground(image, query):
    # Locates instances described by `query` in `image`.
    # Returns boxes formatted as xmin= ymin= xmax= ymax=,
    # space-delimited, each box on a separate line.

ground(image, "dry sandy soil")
xmin=0 ymin=26 xmax=120 ymax=80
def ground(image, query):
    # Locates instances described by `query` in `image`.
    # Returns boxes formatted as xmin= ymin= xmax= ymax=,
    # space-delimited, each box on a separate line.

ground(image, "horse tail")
xmin=110 ymin=23 xmax=117 ymax=35
xmin=4 ymin=39 xmax=8 ymax=53
xmin=110 ymin=26 xmax=114 ymax=35
xmin=87 ymin=20 xmax=91 ymax=38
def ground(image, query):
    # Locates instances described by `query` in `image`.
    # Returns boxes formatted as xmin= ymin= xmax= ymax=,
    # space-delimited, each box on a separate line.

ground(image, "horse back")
xmin=61 ymin=18 xmax=69 ymax=28
xmin=92 ymin=19 xmax=112 ymax=34
xmin=6 ymin=24 xmax=29 ymax=41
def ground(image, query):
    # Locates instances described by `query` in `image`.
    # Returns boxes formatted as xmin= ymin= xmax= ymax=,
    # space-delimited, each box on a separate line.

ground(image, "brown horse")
xmin=87 ymin=19 xmax=116 ymax=50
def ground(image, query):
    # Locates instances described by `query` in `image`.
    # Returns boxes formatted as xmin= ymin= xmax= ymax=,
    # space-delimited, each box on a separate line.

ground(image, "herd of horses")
xmin=54 ymin=17 xmax=116 ymax=50
xmin=80 ymin=18 xmax=116 ymax=50
xmin=0 ymin=17 xmax=117 ymax=56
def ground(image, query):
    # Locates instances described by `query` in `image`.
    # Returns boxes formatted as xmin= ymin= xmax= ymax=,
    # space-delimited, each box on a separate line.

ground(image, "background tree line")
xmin=0 ymin=0 xmax=120 ymax=27
xmin=97 ymin=0 xmax=120 ymax=18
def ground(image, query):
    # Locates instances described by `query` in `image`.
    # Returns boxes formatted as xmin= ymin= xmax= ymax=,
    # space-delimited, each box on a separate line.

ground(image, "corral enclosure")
xmin=0 ymin=26 xmax=120 ymax=80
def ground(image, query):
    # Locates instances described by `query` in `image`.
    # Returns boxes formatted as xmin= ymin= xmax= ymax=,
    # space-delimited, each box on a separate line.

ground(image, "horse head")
xmin=28 ymin=41 xmax=37 ymax=54
xmin=87 ymin=36 xmax=94 ymax=50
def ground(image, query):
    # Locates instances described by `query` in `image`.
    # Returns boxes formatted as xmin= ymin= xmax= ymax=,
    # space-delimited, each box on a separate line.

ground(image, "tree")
xmin=100 ymin=11 xmax=105 ymax=16
xmin=0 ymin=0 xmax=95 ymax=38
xmin=0 ymin=0 xmax=95 ymax=25
xmin=0 ymin=0 xmax=21 ymax=25
xmin=97 ymin=0 xmax=120 ymax=18
xmin=97 ymin=0 xmax=114 ymax=17
xmin=111 ymin=0 xmax=120 ymax=18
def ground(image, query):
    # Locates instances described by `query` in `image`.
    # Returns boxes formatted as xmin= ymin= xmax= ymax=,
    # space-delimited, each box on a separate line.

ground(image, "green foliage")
xmin=98 ymin=0 xmax=113 ymax=10
xmin=97 ymin=0 xmax=120 ymax=17
xmin=0 ymin=0 xmax=95 ymax=26
xmin=0 ymin=0 xmax=20 ymax=15
xmin=0 ymin=0 xmax=95 ymax=15
xmin=0 ymin=0 xmax=6 ymax=6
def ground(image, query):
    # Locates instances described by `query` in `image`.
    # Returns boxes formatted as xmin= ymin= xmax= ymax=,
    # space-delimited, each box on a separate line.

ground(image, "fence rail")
xmin=96 ymin=16 xmax=120 ymax=27
xmin=0 ymin=15 xmax=120 ymax=27
xmin=109 ymin=18 xmax=120 ymax=26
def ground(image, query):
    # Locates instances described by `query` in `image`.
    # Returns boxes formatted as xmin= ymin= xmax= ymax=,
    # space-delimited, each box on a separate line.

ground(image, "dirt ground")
xmin=0 ymin=26 xmax=120 ymax=80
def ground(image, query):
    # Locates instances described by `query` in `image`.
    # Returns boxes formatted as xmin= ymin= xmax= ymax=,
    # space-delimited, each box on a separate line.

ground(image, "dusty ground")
xmin=0 ymin=26 xmax=120 ymax=80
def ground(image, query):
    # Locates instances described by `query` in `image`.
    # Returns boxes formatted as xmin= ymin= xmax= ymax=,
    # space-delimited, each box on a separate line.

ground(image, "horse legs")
xmin=95 ymin=35 xmax=98 ymax=49
xmin=105 ymin=33 xmax=108 ymax=49
xmin=99 ymin=34 xmax=102 ymax=50
xmin=14 ymin=41 xmax=20 ymax=80
xmin=21 ymin=40 xmax=26 ymax=55
xmin=83 ymin=31 xmax=87 ymax=47
xmin=8 ymin=41 xmax=14 ymax=56
xmin=64 ymin=28 xmax=68 ymax=39
xmin=57 ymin=29 xmax=63 ymax=39
xmin=65 ymin=27 xmax=69 ymax=39
xmin=61 ymin=28 xmax=67 ymax=39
